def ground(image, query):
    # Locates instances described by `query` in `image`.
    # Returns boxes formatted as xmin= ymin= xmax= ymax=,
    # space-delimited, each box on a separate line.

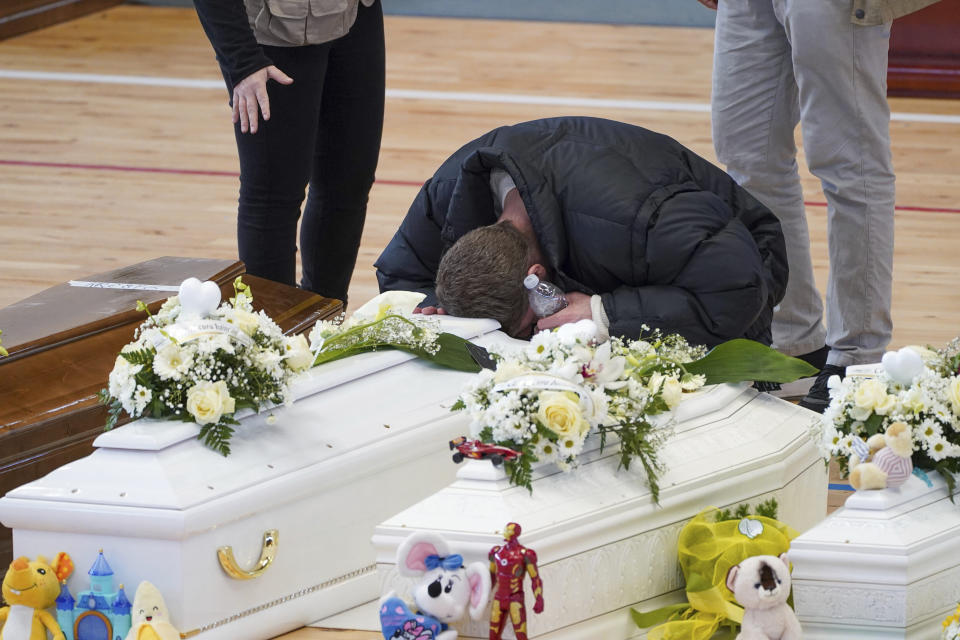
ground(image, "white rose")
xmin=493 ymin=360 xmax=530 ymax=383
xmin=853 ymin=379 xmax=890 ymax=415
xmin=283 ymin=334 xmax=314 ymax=372
xmin=186 ymin=380 xmax=236 ymax=425
xmin=226 ymin=309 xmax=260 ymax=336
xmin=660 ymin=377 xmax=684 ymax=409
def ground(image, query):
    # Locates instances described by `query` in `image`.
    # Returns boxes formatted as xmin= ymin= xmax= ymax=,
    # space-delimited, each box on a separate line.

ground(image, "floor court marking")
xmin=2 ymin=158 xmax=959 ymax=215
xmin=1 ymin=68 xmax=960 ymax=124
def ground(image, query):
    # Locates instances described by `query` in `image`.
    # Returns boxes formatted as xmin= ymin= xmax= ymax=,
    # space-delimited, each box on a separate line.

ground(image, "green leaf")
xmin=121 ymin=347 xmax=157 ymax=366
xmin=685 ymin=339 xmax=818 ymax=384
xmin=389 ymin=332 xmax=482 ymax=373
xmin=864 ymin=413 xmax=885 ymax=436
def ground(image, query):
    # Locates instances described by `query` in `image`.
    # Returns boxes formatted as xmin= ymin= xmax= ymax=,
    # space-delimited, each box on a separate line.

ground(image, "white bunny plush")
xmin=379 ymin=532 xmax=491 ymax=640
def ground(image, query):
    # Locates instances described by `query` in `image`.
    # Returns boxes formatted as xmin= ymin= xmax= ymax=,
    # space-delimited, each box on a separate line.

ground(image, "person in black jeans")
xmin=193 ymin=0 xmax=385 ymax=305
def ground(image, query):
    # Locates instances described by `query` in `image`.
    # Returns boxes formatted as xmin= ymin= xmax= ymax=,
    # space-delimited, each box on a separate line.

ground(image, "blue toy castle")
xmin=56 ymin=550 xmax=132 ymax=640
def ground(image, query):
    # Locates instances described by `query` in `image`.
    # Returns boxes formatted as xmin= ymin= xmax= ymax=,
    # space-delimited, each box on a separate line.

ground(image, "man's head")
xmin=436 ymin=222 xmax=544 ymax=338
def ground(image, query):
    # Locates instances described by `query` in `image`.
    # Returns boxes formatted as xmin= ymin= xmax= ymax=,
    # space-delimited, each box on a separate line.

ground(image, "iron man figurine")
xmin=488 ymin=522 xmax=544 ymax=640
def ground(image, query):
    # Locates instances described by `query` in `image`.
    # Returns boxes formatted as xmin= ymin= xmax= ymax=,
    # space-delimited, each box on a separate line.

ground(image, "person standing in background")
xmin=697 ymin=0 xmax=940 ymax=411
xmin=193 ymin=0 xmax=385 ymax=306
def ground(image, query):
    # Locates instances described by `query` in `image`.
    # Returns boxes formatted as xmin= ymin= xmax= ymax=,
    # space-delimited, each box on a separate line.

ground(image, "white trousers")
xmin=712 ymin=0 xmax=895 ymax=366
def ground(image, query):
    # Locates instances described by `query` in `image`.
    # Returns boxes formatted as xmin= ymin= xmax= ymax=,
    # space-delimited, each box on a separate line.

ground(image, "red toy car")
xmin=449 ymin=436 xmax=521 ymax=466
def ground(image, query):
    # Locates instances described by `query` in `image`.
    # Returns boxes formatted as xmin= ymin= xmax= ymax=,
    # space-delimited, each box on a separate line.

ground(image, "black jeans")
xmin=224 ymin=1 xmax=384 ymax=303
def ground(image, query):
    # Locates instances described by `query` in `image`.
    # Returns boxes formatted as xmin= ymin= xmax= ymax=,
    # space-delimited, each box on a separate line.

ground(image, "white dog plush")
xmin=725 ymin=554 xmax=801 ymax=640
xmin=380 ymin=532 xmax=491 ymax=640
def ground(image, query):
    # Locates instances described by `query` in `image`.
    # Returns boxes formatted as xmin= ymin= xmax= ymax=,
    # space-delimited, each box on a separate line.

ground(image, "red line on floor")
xmin=2 ymin=158 xmax=959 ymax=213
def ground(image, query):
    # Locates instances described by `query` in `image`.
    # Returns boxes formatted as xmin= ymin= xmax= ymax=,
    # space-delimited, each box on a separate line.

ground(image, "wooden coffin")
xmin=0 ymin=256 xmax=343 ymax=566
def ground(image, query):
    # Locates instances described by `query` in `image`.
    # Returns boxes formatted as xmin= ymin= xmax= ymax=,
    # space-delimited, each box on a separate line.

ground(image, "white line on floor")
xmin=1 ymin=68 xmax=959 ymax=123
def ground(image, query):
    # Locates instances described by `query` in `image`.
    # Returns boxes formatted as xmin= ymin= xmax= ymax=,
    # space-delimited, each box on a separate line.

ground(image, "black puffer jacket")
xmin=375 ymin=117 xmax=787 ymax=347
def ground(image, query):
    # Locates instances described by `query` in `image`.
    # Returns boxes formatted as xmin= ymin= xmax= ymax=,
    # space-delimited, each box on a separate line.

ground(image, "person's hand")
xmin=696 ymin=0 xmax=718 ymax=9
xmin=413 ymin=305 xmax=447 ymax=315
xmin=232 ymin=65 xmax=294 ymax=134
xmin=535 ymin=291 xmax=592 ymax=332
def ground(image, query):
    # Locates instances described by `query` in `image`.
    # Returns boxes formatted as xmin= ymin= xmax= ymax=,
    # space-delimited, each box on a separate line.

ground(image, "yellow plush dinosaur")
xmin=0 ymin=555 xmax=69 ymax=640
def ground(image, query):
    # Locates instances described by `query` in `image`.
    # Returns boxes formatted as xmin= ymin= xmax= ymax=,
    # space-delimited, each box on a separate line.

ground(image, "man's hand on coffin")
xmin=414 ymin=305 xmax=447 ymax=315
xmin=232 ymin=65 xmax=294 ymax=134
xmin=535 ymin=291 xmax=591 ymax=332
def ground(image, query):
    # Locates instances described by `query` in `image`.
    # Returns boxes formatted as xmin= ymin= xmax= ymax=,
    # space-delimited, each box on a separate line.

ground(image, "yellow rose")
xmin=661 ymin=377 xmax=684 ymax=409
xmin=283 ymin=334 xmax=314 ymax=371
xmin=186 ymin=380 xmax=236 ymax=425
xmin=949 ymin=377 xmax=960 ymax=414
xmin=227 ymin=309 xmax=260 ymax=336
xmin=853 ymin=379 xmax=890 ymax=414
xmin=537 ymin=390 xmax=589 ymax=439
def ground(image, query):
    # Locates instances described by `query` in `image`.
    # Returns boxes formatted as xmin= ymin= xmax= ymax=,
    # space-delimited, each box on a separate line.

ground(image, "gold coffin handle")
xmin=217 ymin=529 xmax=279 ymax=580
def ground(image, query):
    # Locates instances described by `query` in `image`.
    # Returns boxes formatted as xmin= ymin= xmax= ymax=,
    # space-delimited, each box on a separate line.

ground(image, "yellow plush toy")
xmin=124 ymin=582 xmax=179 ymax=640
xmin=0 ymin=554 xmax=71 ymax=640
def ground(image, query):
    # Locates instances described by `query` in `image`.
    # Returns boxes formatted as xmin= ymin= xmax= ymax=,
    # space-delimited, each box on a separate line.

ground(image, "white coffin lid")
xmin=0 ymin=316 xmax=499 ymax=523
xmin=373 ymin=383 xmax=822 ymax=563
xmin=791 ymin=473 xmax=960 ymax=585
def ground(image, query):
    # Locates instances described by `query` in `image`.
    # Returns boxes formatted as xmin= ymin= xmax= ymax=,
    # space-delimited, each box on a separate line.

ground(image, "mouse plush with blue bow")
xmin=379 ymin=532 xmax=491 ymax=640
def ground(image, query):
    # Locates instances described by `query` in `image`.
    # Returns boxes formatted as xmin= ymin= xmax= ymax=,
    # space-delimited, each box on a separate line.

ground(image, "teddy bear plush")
xmin=1 ymin=554 xmax=72 ymax=640
xmin=725 ymin=553 xmax=801 ymax=640
xmin=380 ymin=532 xmax=491 ymax=640
xmin=849 ymin=421 xmax=914 ymax=490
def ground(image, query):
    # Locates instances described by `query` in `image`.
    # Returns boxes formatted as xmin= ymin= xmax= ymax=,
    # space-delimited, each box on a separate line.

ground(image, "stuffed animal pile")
xmin=849 ymin=421 xmax=914 ymax=490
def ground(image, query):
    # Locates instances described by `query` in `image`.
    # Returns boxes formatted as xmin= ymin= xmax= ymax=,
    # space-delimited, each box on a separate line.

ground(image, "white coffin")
xmin=361 ymin=383 xmax=829 ymax=639
xmin=0 ymin=317 xmax=504 ymax=640
xmin=791 ymin=474 xmax=960 ymax=639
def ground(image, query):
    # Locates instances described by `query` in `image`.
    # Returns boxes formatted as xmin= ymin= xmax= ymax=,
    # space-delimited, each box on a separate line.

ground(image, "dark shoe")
xmin=798 ymin=364 xmax=846 ymax=413
xmin=768 ymin=345 xmax=830 ymax=399
xmin=796 ymin=345 xmax=830 ymax=370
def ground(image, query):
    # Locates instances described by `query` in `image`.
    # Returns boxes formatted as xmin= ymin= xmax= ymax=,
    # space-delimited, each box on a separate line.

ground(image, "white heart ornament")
xmin=881 ymin=347 xmax=924 ymax=386
xmin=178 ymin=277 xmax=221 ymax=319
xmin=737 ymin=517 xmax=764 ymax=540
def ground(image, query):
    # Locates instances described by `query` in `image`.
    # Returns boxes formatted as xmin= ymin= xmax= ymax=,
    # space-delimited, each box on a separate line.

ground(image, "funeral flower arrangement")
xmin=454 ymin=321 xmax=819 ymax=499
xmin=821 ymin=340 xmax=960 ymax=491
xmin=453 ymin=320 xmax=707 ymax=500
xmin=307 ymin=291 xmax=480 ymax=372
xmin=100 ymin=278 xmax=314 ymax=455
xmin=101 ymin=286 xmax=480 ymax=455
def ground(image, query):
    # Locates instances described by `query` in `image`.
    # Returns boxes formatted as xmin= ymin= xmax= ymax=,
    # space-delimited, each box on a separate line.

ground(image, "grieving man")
xmin=375 ymin=117 xmax=787 ymax=347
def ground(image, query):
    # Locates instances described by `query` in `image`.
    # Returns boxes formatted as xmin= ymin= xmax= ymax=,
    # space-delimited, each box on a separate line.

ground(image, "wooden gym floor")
xmin=0 ymin=6 xmax=958 ymax=639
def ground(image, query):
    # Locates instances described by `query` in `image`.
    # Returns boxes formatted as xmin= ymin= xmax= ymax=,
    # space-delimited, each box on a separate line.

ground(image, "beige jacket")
xmin=245 ymin=0 xmax=375 ymax=46
xmin=851 ymin=0 xmax=942 ymax=25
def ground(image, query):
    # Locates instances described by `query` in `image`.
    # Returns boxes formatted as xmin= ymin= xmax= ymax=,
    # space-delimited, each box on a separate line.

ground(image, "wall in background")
xmin=129 ymin=0 xmax=718 ymax=27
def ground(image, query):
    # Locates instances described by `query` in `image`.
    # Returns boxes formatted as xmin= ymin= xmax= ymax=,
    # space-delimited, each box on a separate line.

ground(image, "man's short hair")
xmin=436 ymin=222 xmax=531 ymax=334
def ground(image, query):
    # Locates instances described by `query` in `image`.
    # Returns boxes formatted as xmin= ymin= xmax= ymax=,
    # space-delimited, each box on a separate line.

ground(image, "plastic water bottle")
xmin=524 ymin=274 xmax=568 ymax=317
